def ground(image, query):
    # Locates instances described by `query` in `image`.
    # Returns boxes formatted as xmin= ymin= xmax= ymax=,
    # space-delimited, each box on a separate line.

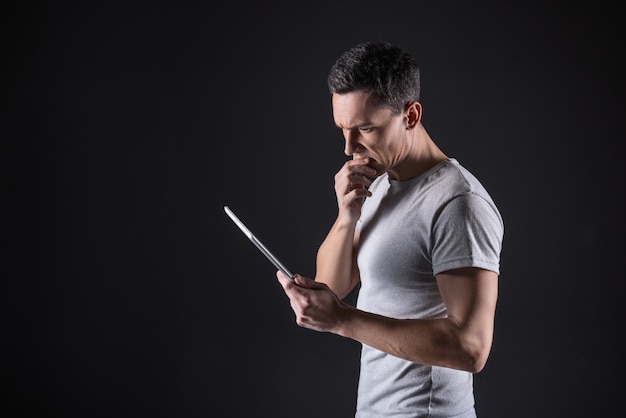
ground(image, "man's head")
xmin=327 ymin=40 xmax=420 ymax=115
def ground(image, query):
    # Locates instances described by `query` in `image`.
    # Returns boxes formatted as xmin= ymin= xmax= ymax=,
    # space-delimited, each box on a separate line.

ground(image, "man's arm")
xmin=314 ymin=158 xmax=374 ymax=298
xmin=314 ymin=219 xmax=360 ymax=299
xmin=278 ymin=266 xmax=498 ymax=373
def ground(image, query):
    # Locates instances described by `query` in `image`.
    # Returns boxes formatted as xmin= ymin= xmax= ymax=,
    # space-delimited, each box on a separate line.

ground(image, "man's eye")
xmin=359 ymin=127 xmax=373 ymax=133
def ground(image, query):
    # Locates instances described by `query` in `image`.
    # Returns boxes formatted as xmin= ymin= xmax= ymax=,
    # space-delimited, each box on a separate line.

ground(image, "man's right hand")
xmin=334 ymin=157 xmax=376 ymax=223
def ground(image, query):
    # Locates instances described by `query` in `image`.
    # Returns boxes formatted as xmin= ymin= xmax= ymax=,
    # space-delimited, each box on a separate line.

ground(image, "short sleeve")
xmin=431 ymin=192 xmax=504 ymax=275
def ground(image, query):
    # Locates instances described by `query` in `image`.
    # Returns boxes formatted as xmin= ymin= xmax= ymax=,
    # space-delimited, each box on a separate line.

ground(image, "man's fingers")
xmin=276 ymin=270 xmax=292 ymax=287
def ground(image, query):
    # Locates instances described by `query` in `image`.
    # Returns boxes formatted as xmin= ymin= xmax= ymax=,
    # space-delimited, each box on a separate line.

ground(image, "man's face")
xmin=332 ymin=90 xmax=406 ymax=177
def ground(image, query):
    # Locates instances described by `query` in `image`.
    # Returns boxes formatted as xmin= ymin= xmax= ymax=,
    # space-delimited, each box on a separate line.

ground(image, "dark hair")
xmin=327 ymin=40 xmax=420 ymax=114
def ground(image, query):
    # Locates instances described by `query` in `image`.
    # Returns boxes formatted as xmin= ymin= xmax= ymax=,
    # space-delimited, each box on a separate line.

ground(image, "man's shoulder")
xmin=435 ymin=159 xmax=490 ymax=197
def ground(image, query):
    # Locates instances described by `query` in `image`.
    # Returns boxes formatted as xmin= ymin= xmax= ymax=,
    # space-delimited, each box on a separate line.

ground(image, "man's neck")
xmin=387 ymin=124 xmax=448 ymax=181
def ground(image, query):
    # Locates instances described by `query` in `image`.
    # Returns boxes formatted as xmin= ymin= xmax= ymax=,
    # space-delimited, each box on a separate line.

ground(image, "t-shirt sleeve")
xmin=431 ymin=192 xmax=504 ymax=275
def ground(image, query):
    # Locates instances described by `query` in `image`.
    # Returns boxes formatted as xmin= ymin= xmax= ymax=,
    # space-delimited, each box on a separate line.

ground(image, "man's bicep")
xmin=436 ymin=267 xmax=499 ymax=372
xmin=436 ymin=267 xmax=498 ymax=332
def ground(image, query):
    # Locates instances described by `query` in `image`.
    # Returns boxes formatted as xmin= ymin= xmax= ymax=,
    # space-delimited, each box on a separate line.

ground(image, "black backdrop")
xmin=4 ymin=1 xmax=625 ymax=417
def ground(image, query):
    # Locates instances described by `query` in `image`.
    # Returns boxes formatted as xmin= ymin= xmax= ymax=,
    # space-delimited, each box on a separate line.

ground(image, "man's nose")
xmin=344 ymin=130 xmax=360 ymax=156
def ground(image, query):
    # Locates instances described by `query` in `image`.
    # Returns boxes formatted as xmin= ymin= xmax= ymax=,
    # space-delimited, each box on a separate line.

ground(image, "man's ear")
xmin=405 ymin=101 xmax=422 ymax=129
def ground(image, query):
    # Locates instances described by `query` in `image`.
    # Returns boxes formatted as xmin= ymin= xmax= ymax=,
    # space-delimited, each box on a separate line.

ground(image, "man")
xmin=277 ymin=40 xmax=504 ymax=417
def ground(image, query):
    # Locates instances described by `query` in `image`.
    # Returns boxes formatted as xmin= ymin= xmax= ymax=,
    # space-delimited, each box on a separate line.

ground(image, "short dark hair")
xmin=327 ymin=40 xmax=420 ymax=114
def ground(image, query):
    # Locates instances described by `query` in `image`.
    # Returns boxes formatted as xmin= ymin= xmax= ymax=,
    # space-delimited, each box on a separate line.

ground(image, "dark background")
xmin=4 ymin=1 xmax=625 ymax=417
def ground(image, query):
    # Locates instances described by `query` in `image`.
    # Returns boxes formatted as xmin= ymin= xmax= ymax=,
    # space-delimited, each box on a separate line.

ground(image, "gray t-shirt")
xmin=355 ymin=158 xmax=504 ymax=417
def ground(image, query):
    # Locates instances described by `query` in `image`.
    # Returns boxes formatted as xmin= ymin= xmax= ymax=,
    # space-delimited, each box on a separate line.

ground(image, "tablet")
xmin=224 ymin=205 xmax=295 ymax=281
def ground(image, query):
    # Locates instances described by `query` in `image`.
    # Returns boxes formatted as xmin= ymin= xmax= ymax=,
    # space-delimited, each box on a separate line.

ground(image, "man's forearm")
xmin=333 ymin=306 xmax=490 ymax=373
xmin=315 ymin=217 xmax=359 ymax=298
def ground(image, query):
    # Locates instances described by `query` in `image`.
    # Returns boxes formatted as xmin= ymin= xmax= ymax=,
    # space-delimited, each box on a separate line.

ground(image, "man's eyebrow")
xmin=336 ymin=121 xmax=372 ymax=129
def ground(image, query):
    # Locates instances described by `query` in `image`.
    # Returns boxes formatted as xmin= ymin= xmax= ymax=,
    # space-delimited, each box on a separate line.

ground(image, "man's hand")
xmin=276 ymin=271 xmax=350 ymax=333
xmin=334 ymin=158 xmax=376 ymax=223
